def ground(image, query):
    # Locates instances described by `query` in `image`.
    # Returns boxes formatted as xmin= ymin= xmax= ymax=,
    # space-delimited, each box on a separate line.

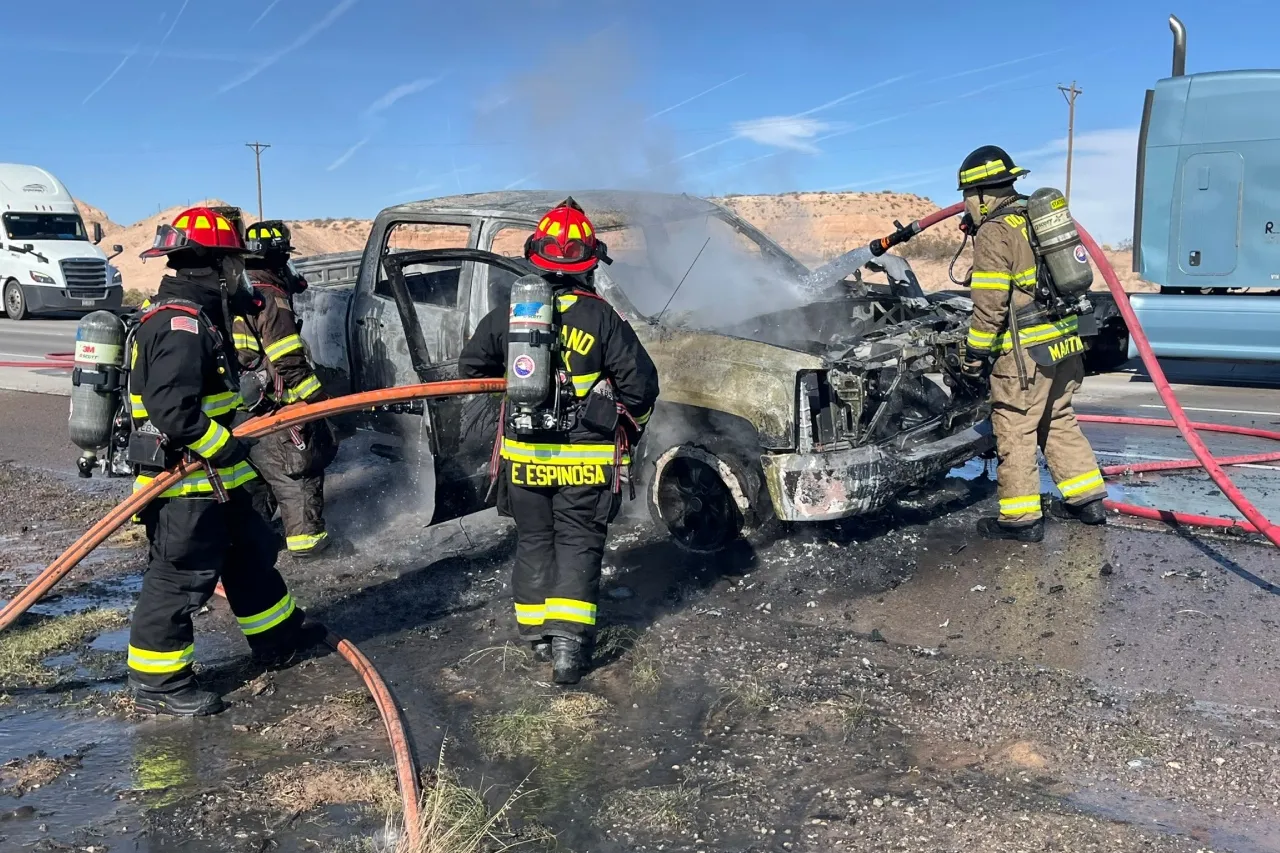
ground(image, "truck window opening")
xmin=3 ymin=212 xmax=88 ymax=241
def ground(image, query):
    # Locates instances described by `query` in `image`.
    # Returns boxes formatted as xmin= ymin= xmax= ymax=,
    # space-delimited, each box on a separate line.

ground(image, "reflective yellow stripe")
xmin=960 ymin=159 xmax=1008 ymax=184
xmin=127 ymin=643 xmax=194 ymax=675
xmin=571 ymin=372 xmax=601 ymax=397
xmin=236 ymin=593 xmax=296 ymax=636
xmin=286 ymin=531 xmax=328 ymax=552
xmin=970 ymin=270 xmax=1012 ymax=291
xmin=992 ymin=316 xmax=1079 ymax=352
xmin=130 ymin=391 xmax=242 ymax=420
xmin=134 ymin=460 xmax=257 ymax=498
xmin=201 ymin=391 xmax=242 ymax=418
xmin=501 ymin=438 xmax=618 ymax=465
xmin=514 ymin=602 xmax=545 ymax=626
xmin=282 ymin=374 xmax=322 ymax=403
xmin=233 ymin=332 xmax=260 ymax=352
xmin=555 ymin=295 xmax=578 ymax=311
xmin=544 ymin=597 xmax=597 ymax=626
xmin=1058 ymin=469 xmax=1104 ymax=498
xmin=999 ymin=495 xmax=1043 ymax=516
xmin=967 ymin=327 xmax=996 ymax=351
xmin=265 ymin=334 xmax=304 ymax=362
xmin=1012 ymin=266 xmax=1037 ymax=290
xmin=634 ymin=408 xmax=652 ymax=426
xmin=189 ymin=421 xmax=231 ymax=458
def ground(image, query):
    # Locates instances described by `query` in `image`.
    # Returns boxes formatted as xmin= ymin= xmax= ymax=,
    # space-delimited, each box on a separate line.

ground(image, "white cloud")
xmin=733 ymin=116 xmax=831 ymax=154
xmin=219 ymin=0 xmax=359 ymax=94
xmin=365 ymin=76 xmax=442 ymax=117
xmin=1018 ymin=128 xmax=1138 ymax=244
xmin=327 ymin=137 xmax=369 ymax=171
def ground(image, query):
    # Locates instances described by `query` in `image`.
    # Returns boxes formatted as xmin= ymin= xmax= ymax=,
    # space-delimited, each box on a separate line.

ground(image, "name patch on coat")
xmin=171 ymin=316 xmax=199 ymax=335
xmin=510 ymin=462 xmax=608 ymax=487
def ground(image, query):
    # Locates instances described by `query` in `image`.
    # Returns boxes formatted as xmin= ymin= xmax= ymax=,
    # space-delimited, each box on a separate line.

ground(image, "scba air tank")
xmin=68 ymin=311 xmax=127 ymax=469
xmin=505 ymin=274 xmax=555 ymax=408
xmin=1027 ymin=187 xmax=1093 ymax=297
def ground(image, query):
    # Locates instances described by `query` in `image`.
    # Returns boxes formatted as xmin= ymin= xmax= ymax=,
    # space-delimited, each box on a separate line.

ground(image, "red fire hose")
xmin=908 ymin=203 xmax=1280 ymax=546
xmin=0 ymin=378 xmax=506 ymax=849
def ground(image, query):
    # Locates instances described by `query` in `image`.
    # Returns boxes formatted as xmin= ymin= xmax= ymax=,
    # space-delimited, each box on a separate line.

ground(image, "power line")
xmin=1057 ymin=82 xmax=1082 ymax=204
xmin=245 ymin=141 xmax=271 ymax=220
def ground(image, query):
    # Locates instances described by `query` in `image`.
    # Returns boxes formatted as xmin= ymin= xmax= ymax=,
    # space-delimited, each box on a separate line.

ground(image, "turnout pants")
xmin=504 ymin=468 xmax=619 ymax=643
xmin=989 ymin=349 xmax=1106 ymax=525
xmin=244 ymin=435 xmax=328 ymax=555
xmin=128 ymin=487 xmax=303 ymax=691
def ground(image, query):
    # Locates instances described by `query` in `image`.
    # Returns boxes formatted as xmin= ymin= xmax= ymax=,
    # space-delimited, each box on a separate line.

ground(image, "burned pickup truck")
xmin=292 ymin=190 xmax=992 ymax=552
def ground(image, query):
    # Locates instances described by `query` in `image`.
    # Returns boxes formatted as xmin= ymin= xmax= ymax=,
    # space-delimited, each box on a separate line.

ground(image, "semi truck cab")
xmin=0 ymin=163 xmax=124 ymax=320
xmin=1130 ymin=15 xmax=1280 ymax=361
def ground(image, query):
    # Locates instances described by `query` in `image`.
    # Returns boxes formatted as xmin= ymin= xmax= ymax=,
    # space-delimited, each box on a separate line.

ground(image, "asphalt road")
xmin=0 ymin=316 xmax=80 ymax=394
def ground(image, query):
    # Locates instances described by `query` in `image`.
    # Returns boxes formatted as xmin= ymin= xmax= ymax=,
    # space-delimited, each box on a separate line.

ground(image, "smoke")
xmin=472 ymin=32 xmax=837 ymax=347
xmin=473 ymin=34 xmax=683 ymax=191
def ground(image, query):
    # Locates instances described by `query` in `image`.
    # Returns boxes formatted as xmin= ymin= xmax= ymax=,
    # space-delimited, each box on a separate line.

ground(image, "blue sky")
xmin=5 ymin=0 xmax=1280 ymax=241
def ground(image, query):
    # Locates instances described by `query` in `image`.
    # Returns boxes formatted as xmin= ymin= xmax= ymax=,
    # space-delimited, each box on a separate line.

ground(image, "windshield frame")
xmin=2 ymin=211 xmax=90 ymax=242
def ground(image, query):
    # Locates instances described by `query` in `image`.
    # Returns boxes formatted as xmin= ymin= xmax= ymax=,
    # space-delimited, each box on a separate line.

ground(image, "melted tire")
xmin=646 ymin=440 xmax=775 ymax=554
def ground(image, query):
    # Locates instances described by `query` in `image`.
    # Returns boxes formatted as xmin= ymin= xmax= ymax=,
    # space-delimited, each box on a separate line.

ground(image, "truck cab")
xmin=293 ymin=191 xmax=993 ymax=552
xmin=1130 ymin=16 xmax=1280 ymax=361
xmin=0 ymin=164 xmax=124 ymax=320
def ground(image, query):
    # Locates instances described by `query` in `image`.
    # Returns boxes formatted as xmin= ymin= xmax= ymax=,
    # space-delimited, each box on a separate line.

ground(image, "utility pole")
xmin=245 ymin=141 xmax=271 ymax=220
xmin=1057 ymin=82 xmax=1082 ymax=204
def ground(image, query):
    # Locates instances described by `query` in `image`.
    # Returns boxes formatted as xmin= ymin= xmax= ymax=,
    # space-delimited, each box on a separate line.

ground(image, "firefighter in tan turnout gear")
xmin=957 ymin=145 xmax=1107 ymax=542
xmin=233 ymin=221 xmax=337 ymax=559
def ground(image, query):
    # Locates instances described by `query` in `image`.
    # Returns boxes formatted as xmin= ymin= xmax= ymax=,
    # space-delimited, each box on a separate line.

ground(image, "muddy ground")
xmin=2 ymin=387 xmax=1279 ymax=852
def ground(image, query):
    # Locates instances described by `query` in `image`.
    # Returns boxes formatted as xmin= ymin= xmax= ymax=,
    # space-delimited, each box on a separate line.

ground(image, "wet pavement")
xmin=0 ymin=376 xmax=1279 ymax=851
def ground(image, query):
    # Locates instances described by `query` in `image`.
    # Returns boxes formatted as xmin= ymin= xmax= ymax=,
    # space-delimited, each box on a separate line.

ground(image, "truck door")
xmin=350 ymin=218 xmax=478 ymax=394
xmin=1176 ymin=151 xmax=1243 ymax=277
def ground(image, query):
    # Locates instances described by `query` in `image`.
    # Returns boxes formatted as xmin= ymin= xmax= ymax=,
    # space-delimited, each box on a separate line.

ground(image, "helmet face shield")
xmin=141 ymin=224 xmax=195 ymax=259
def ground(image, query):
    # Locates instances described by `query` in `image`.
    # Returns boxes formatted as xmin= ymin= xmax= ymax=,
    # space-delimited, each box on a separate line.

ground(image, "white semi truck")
xmin=0 ymin=163 xmax=123 ymax=320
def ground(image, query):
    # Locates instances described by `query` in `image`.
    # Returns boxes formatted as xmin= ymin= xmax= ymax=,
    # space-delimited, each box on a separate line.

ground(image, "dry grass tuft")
xmin=598 ymin=783 xmax=700 ymax=833
xmin=262 ymin=692 xmax=378 ymax=749
xmin=0 ymin=752 xmax=80 ymax=796
xmin=474 ymin=693 xmax=610 ymax=760
xmin=595 ymin=626 xmax=663 ymax=693
xmin=0 ymin=609 xmax=127 ymax=685
xmin=716 ymin=678 xmax=772 ymax=716
xmin=389 ymin=742 xmax=542 ymax=853
xmin=457 ymin=643 xmax=532 ymax=673
xmin=262 ymin=761 xmax=400 ymax=815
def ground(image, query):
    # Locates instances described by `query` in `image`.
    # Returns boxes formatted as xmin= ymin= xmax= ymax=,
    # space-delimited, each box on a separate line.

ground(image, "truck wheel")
xmin=3 ymin=280 xmax=28 ymax=321
xmin=646 ymin=440 xmax=775 ymax=554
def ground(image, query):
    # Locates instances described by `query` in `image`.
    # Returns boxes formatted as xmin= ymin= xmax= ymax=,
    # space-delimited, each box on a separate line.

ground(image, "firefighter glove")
xmin=961 ymin=345 xmax=992 ymax=381
xmin=208 ymin=434 xmax=256 ymax=468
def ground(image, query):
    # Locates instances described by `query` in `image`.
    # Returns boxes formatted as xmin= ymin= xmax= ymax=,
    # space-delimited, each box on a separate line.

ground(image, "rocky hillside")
xmin=75 ymin=192 xmax=1145 ymax=296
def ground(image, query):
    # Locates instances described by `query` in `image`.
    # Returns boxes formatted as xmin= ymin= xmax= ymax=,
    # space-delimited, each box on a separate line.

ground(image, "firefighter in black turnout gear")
xmin=460 ymin=198 xmax=659 ymax=685
xmin=127 ymin=207 xmax=323 ymax=716
xmin=233 ymin=220 xmax=336 ymax=559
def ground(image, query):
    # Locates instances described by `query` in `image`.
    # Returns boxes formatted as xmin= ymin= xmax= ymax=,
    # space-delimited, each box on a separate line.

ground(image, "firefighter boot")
xmin=252 ymin=618 xmax=330 ymax=670
xmin=131 ymin=681 xmax=227 ymax=717
xmin=531 ymin=639 xmax=552 ymax=663
xmin=1048 ymin=496 xmax=1107 ymax=526
xmin=976 ymin=516 xmax=1045 ymax=543
xmin=552 ymin=636 xmax=589 ymax=685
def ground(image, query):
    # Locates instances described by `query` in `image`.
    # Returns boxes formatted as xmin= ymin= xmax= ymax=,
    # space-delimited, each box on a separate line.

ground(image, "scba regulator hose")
xmin=0 ymin=377 xmax=505 ymax=850
xmin=906 ymin=202 xmax=1280 ymax=547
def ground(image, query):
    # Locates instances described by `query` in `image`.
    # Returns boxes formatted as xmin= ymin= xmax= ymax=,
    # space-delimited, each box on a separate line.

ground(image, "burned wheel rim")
xmin=654 ymin=454 xmax=745 ymax=553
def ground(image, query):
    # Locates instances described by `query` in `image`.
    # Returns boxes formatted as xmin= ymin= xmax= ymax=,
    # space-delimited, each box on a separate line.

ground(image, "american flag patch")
xmin=171 ymin=316 xmax=199 ymax=335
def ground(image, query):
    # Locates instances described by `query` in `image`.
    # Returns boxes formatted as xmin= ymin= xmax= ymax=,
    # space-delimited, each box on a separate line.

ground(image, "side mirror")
xmin=108 ymin=244 xmax=124 ymax=261
xmin=92 ymin=222 xmax=104 ymax=244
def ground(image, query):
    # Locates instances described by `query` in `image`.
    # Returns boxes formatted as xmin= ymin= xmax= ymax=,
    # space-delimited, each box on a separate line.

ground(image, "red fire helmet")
xmin=140 ymin=206 xmax=247 ymax=259
xmin=524 ymin=197 xmax=610 ymax=274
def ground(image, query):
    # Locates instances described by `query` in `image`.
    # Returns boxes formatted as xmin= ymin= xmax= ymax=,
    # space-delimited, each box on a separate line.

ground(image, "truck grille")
xmin=60 ymin=258 xmax=108 ymax=290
